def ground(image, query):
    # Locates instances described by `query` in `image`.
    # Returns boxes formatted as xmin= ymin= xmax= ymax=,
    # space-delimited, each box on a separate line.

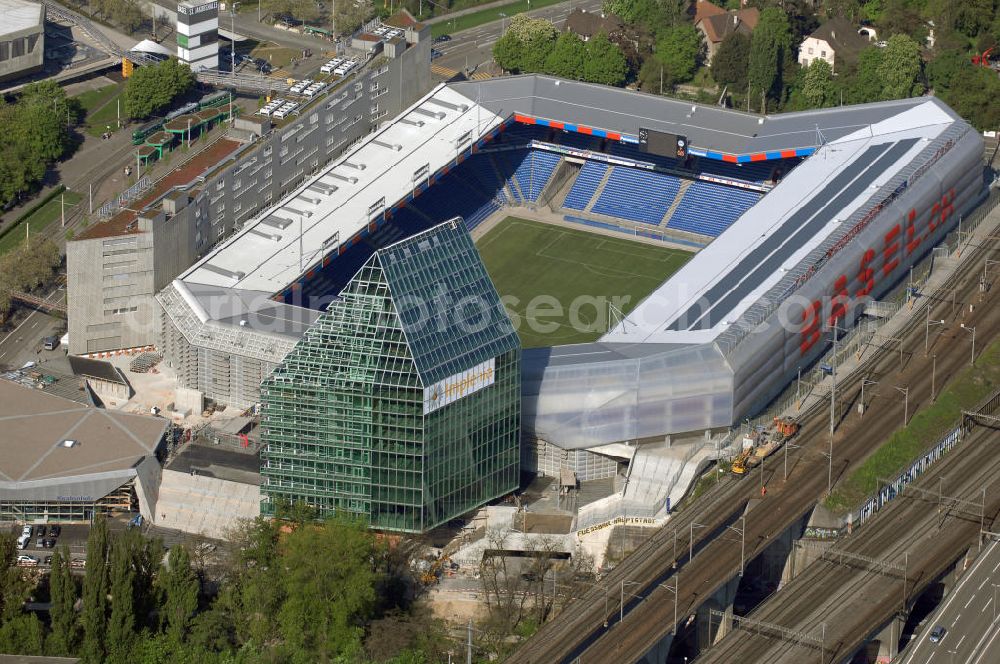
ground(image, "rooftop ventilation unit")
xmin=413 ymin=107 xmax=446 ymax=120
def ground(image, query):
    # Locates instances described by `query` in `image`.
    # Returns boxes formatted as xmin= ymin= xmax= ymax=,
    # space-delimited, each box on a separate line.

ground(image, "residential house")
xmin=693 ymin=0 xmax=759 ymax=64
xmin=799 ymin=17 xmax=871 ymax=73
xmin=562 ymin=8 xmax=624 ymax=42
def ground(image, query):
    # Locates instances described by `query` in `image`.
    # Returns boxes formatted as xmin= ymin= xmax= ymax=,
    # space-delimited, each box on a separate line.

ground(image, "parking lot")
xmin=6 ymin=516 xmax=142 ymax=571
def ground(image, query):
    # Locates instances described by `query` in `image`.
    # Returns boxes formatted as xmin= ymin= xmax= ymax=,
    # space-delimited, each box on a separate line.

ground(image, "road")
xmin=0 ymin=287 xmax=67 ymax=370
xmin=699 ymin=423 xmax=1000 ymax=664
xmin=432 ymin=0 xmax=603 ymax=76
xmin=899 ymin=539 xmax=1000 ymax=664
xmin=511 ymin=200 xmax=1000 ymax=663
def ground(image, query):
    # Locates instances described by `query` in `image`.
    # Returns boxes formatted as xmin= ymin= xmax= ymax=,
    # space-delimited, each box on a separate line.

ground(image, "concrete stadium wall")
xmin=154 ymin=468 xmax=259 ymax=538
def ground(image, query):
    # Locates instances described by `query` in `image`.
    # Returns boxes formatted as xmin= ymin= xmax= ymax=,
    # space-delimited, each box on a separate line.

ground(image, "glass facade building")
xmin=260 ymin=220 xmax=521 ymax=533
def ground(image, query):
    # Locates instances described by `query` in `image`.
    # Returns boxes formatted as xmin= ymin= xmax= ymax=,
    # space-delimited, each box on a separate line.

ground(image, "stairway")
xmin=661 ymin=178 xmax=694 ymax=227
xmin=584 ymin=166 xmax=615 ymax=213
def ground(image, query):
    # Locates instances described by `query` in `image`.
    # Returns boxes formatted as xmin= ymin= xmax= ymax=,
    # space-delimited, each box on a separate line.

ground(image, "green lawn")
xmin=74 ymin=82 xmax=122 ymax=115
xmin=825 ymin=337 xmax=1000 ymax=512
xmin=431 ymin=0 xmax=570 ymax=38
xmin=0 ymin=191 xmax=83 ymax=256
xmin=82 ymin=84 xmax=127 ymax=137
xmin=475 ymin=217 xmax=691 ymax=348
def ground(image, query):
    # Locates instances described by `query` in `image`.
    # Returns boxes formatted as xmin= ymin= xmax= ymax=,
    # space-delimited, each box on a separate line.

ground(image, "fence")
xmin=561 ymin=215 xmax=708 ymax=249
xmin=850 ymin=388 xmax=1000 ymax=531
xmin=98 ymin=176 xmax=151 ymax=219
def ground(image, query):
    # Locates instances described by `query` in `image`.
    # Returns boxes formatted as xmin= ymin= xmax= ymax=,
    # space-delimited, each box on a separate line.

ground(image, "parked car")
xmin=16 ymin=555 xmax=38 ymax=566
xmin=43 ymin=556 xmax=53 ymax=566
xmin=16 ymin=534 xmax=30 ymax=549
xmin=43 ymin=539 xmax=56 ymax=549
xmin=20 ymin=525 xmax=32 ymax=538
xmin=48 ymin=525 xmax=61 ymax=538
xmin=70 ymin=559 xmax=86 ymax=569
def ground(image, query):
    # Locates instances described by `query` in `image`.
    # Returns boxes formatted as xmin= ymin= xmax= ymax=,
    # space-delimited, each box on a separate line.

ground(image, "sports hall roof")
xmin=0 ymin=381 xmax=166 ymax=500
xmin=450 ymin=76 xmax=955 ymax=159
xmin=602 ymin=99 xmax=960 ymax=345
xmin=179 ymin=85 xmax=505 ymax=294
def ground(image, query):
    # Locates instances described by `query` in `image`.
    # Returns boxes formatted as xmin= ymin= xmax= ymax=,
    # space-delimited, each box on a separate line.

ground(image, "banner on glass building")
xmin=423 ymin=358 xmax=495 ymax=414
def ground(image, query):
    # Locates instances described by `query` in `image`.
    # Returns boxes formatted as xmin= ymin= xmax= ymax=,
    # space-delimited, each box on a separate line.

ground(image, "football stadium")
xmin=157 ymin=74 xmax=987 ymax=530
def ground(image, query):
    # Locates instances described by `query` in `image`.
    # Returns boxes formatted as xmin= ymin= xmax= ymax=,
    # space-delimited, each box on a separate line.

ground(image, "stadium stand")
xmin=562 ymin=161 xmax=609 ymax=210
xmin=492 ymin=149 xmax=529 ymax=202
xmin=461 ymin=154 xmax=509 ymax=206
xmin=591 ymin=166 xmax=682 ymax=225
xmin=666 ymin=180 xmax=762 ymax=236
xmin=514 ymin=151 xmax=562 ymax=201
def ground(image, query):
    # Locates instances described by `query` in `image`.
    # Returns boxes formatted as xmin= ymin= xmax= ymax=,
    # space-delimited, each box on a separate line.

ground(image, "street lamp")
xmin=894 ymin=386 xmax=909 ymax=427
xmin=499 ymin=11 xmax=507 ymax=33
xmin=783 ymin=440 xmax=801 ymax=481
xmin=960 ymin=324 xmax=976 ymax=365
xmin=925 ymin=306 xmax=945 ymax=355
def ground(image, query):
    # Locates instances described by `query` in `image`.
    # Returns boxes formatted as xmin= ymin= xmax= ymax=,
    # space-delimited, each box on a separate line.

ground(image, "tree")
xmin=276 ymin=517 xmax=378 ymax=660
xmin=159 ymin=545 xmax=199 ymax=645
xmin=80 ymin=516 xmax=110 ymax=664
xmin=124 ymin=58 xmax=195 ymax=120
xmin=47 ymin=547 xmax=78 ymax=655
xmin=748 ymin=7 xmax=792 ymax=109
xmin=929 ymin=51 xmax=1000 ymax=130
xmin=581 ymin=33 xmax=629 ymax=86
xmin=334 ymin=0 xmax=374 ymax=37
xmin=801 ymin=58 xmax=836 ymax=108
xmin=544 ymin=32 xmax=587 ymax=79
xmin=492 ymin=15 xmax=559 ymax=74
xmin=712 ymin=32 xmax=751 ymax=94
xmin=106 ymin=536 xmax=137 ymax=664
xmin=876 ymin=33 xmax=924 ymax=100
xmin=848 ymin=47 xmax=884 ymax=103
xmin=654 ymin=25 xmax=703 ymax=84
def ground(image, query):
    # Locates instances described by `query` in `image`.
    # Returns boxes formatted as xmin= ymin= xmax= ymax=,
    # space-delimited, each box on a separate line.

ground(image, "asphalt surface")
xmin=432 ymin=0 xmax=603 ymax=76
xmin=511 ymin=200 xmax=1000 ymax=663
xmin=899 ymin=540 xmax=1000 ymax=664
xmin=0 ymin=287 xmax=67 ymax=371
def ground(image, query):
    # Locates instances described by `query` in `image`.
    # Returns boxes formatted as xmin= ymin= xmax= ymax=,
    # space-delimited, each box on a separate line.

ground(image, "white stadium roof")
xmin=602 ymin=100 xmax=958 ymax=345
xmin=180 ymin=85 xmax=503 ymax=293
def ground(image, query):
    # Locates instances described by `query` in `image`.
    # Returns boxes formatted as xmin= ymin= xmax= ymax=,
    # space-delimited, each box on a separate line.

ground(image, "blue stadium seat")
xmin=562 ymin=161 xmax=608 ymax=211
xmin=513 ymin=151 xmax=561 ymax=201
xmin=666 ymin=180 xmax=762 ymax=237
xmin=591 ymin=166 xmax=682 ymax=225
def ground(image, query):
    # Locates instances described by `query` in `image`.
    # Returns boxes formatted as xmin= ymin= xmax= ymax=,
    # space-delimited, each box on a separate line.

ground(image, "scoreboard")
xmin=638 ymin=128 xmax=688 ymax=158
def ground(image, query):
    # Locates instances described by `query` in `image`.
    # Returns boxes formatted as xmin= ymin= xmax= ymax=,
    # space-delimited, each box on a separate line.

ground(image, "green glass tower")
xmin=260 ymin=219 xmax=521 ymax=532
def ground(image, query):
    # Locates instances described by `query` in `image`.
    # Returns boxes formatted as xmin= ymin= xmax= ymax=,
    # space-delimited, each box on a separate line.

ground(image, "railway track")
xmin=699 ymin=424 xmax=1000 ymax=664
xmin=511 ymin=200 xmax=1000 ymax=663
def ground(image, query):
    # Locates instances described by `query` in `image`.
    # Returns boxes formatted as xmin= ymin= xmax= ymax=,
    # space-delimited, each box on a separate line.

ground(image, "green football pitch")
xmin=475 ymin=217 xmax=692 ymax=348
